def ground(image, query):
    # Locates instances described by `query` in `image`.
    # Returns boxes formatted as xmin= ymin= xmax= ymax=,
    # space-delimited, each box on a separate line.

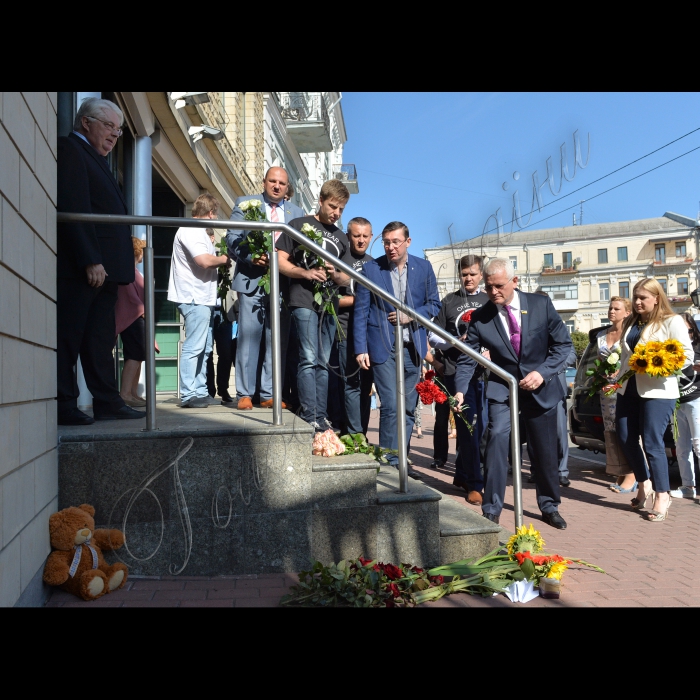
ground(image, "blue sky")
xmin=340 ymin=92 xmax=700 ymax=258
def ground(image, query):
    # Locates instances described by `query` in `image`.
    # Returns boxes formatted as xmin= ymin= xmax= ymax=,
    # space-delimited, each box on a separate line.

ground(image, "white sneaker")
xmin=670 ymin=485 xmax=696 ymax=499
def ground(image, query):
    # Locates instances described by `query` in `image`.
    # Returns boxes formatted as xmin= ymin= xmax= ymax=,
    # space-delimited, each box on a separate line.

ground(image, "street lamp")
xmin=691 ymin=288 xmax=700 ymax=308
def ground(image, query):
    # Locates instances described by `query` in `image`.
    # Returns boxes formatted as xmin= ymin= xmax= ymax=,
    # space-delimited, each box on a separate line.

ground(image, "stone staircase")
xmin=58 ymin=411 xmax=501 ymax=576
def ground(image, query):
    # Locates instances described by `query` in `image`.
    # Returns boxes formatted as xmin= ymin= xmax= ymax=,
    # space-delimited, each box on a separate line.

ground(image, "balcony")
xmin=552 ymin=297 xmax=579 ymax=311
xmin=667 ymin=295 xmax=692 ymax=304
xmin=541 ymin=266 xmax=578 ymax=275
xmin=276 ymin=92 xmax=333 ymax=153
xmin=333 ymin=163 xmax=359 ymax=194
xmin=652 ymin=257 xmax=694 ymax=268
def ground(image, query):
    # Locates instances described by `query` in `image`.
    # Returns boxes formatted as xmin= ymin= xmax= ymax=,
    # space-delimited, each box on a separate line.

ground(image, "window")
xmin=600 ymin=319 xmax=611 ymax=327
xmin=678 ymin=277 xmax=689 ymax=295
xmin=676 ymin=241 xmax=687 ymax=257
xmin=655 ymin=244 xmax=666 ymax=263
xmin=619 ymin=281 xmax=629 ymax=298
xmin=540 ymin=283 xmax=578 ymax=300
xmin=617 ymin=247 xmax=628 ymax=262
xmin=658 ymin=279 xmax=667 ymax=294
xmin=509 ymin=255 xmax=518 ymax=270
xmin=598 ymin=249 xmax=608 ymax=264
xmin=563 ymin=251 xmax=572 ymax=268
xmin=543 ymin=253 xmax=553 ymax=268
xmin=599 ymin=283 xmax=610 ymax=302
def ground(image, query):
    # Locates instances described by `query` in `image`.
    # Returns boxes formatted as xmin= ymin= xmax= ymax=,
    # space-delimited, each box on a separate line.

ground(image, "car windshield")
xmin=574 ymin=341 xmax=599 ymax=391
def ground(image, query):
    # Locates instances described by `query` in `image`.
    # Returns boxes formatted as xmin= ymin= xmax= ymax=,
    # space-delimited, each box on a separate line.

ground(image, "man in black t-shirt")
xmin=429 ymin=254 xmax=489 ymax=504
xmin=277 ymin=180 xmax=353 ymax=432
xmin=336 ymin=217 xmax=374 ymax=436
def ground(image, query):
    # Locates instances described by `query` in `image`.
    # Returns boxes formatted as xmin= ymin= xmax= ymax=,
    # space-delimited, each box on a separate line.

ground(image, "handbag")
xmin=604 ymin=429 xmax=633 ymax=476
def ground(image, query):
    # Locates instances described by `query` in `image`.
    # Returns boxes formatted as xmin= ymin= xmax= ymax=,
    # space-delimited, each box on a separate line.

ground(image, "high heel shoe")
xmin=646 ymin=493 xmax=672 ymax=522
xmin=631 ymin=485 xmax=653 ymax=510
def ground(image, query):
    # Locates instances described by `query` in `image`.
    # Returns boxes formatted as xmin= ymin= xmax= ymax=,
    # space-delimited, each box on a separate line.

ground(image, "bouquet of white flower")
xmin=239 ymin=200 xmax=272 ymax=294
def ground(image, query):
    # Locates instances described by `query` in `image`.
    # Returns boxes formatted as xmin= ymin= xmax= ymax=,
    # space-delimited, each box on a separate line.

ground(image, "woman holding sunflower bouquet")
xmin=609 ymin=279 xmax=693 ymax=522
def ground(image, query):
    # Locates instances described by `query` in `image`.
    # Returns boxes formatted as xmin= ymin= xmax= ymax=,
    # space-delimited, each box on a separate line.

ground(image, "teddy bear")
xmin=43 ymin=504 xmax=129 ymax=601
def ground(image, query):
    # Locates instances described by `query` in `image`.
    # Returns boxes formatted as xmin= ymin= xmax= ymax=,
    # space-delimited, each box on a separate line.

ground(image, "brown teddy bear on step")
xmin=43 ymin=504 xmax=129 ymax=601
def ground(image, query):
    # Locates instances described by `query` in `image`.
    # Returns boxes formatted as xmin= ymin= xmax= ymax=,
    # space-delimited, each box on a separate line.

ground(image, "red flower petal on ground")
xmin=515 ymin=552 xmax=534 ymax=565
xmin=358 ymin=557 xmax=373 ymax=567
xmin=387 ymin=583 xmax=401 ymax=598
xmin=430 ymin=575 xmax=445 ymax=585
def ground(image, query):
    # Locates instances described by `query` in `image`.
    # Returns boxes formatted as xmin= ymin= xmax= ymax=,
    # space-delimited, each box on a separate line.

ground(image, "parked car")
xmin=569 ymin=337 xmax=676 ymax=461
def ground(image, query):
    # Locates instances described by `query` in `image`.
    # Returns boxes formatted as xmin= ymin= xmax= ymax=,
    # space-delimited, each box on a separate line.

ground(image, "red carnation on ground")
xmin=430 ymin=575 xmax=445 ymax=585
xmin=387 ymin=583 xmax=402 ymax=598
xmin=358 ymin=557 xmax=373 ymax=567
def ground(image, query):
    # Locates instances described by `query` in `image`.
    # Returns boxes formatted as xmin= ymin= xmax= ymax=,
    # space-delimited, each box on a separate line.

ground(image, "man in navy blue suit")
xmin=354 ymin=222 xmax=440 ymax=478
xmin=57 ymin=97 xmax=145 ymax=424
xmin=454 ymin=258 xmax=573 ymax=528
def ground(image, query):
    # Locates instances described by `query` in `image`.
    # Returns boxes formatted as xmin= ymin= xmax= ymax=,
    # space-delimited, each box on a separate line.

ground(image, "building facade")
xmin=424 ymin=216 xmax=697 ymax=334
xmin=0 ymin=90 xmax=351 ymax=606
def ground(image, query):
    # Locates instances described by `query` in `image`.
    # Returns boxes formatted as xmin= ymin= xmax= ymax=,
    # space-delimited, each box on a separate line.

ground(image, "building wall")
xmin=425 ymin=218 xmax=696 ymax=335
xmin=0 ymin=92 xmax=58 ymax=607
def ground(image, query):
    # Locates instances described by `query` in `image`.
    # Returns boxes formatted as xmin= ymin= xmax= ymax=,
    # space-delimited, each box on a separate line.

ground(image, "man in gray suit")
xmin=226 ymin=167 xmax=304 ymax=410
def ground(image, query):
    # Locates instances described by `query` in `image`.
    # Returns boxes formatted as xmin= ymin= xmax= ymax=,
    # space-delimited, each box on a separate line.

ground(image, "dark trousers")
xmin=616 ymin=378 xmax=676 ymax=493
xmin=483 ymin=395 xmax=561 ymax=517
xmin=433 ymin=389 xmax=451 ymax=463
xmin=56 ymin=278 xmax=124 ymax=414
xmin=206 ymin=312 xmax=237 ymax=397
xmin=453 ymin=376 xmax=486 ymax=491
xmin=338 ymin=338 xmax=373 ymax=436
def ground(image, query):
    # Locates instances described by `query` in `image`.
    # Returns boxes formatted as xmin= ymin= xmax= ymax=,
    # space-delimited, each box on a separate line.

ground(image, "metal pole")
xmin=395 ymin=315 xmax=408 ymax=493
xmin=269 ymin=245 xmax=283 ymax=426
xmin=143 ymin=225 xmax=157 ymax=431
xmin=509 ymin=383 xmax=523 ymax=528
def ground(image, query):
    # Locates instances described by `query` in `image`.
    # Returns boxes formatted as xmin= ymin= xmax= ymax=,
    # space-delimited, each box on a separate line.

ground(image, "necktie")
xmin=270 ymin=203 xmax=281 ymax=243
xmin=505 ymin=304 xmax=521 ymax=357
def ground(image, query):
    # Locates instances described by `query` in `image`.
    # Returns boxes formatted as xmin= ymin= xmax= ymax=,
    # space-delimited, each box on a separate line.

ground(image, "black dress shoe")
xmin=429 ymin=459 xmax=445 ymax=470
xmin=559 ymin=476 xmax=571 ymax=487
xmin=528 ymin=472 xmax=535 ymax=483
xmin=482 ymin=512 xmax=500 ymax=524
xmin=453 ymin=478 xmax=469 ymax=492
xmin=219 ymin=390 xmax=233 ymax=404
xmin=57 ymin=408 xmax=95 ymax=426
xmin=94 ymin=405 xmax=146 ymax=421
xmin=542 ymin=511 xmax=567 ymax=530
xmin=407 ymin=468 xmax=423 ymax=480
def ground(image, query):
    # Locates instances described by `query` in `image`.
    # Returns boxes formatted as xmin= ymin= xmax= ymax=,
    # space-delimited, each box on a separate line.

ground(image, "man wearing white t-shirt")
xmin=168 ymin=194 xmax=230 ymax=408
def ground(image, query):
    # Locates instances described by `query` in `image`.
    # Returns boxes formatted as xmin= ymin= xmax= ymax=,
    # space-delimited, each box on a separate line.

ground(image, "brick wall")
xmin=0 ymin=92 xmax=58 ymax=607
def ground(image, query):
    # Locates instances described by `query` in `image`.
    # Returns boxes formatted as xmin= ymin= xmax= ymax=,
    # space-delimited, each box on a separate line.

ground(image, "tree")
xmin=570 ymin=330 xmax=589 ymax=358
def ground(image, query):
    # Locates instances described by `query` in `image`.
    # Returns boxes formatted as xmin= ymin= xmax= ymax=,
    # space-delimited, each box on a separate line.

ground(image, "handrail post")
xmin=509 ymin=382 xmax=523 ymax=528
xmin=269 ymin=244 xmax=283 ymax=426
xmin=395 ymin=316 xmax=408 ymax=493
xmin=143 ymin=224 xmax=157 ymax=431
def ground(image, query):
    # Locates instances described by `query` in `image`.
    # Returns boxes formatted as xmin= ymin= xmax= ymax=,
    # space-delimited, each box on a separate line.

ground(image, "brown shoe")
xmin=260 ymin=399 xmax=288 ymax=409
xmin=467 ymin=490 xmax=483 ymax=505
xmin=237 ymin=397 xmax=253 ymax=410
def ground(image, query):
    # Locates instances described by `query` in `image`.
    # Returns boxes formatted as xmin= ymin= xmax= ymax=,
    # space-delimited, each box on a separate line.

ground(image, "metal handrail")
xmin=56 ymin=212 xmax=523 ymax=526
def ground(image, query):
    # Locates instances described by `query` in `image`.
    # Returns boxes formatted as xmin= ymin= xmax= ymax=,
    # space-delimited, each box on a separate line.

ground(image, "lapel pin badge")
xmin=521 ymin=310 xmax=528 ymax=314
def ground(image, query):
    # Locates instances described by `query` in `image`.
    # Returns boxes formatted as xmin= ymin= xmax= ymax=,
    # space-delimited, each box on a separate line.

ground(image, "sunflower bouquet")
xmin=605 ymin=338 xmax=686 ymax=396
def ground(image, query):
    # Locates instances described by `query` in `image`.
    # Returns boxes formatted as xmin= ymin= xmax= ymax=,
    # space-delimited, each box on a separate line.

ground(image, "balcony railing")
xmin=332 ymin=163 xmax=359 ymax=194
xmin=541 ymin=266 xmax=578 ymax=275
xmin=275 ymin=92 xmax=333 ymax=152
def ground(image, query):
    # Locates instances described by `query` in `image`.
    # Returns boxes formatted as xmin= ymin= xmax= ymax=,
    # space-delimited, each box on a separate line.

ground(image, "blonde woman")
xmin=596 ymin=296 xmax=633 ymax=491
xmin=611 ymin=279 xmax=693 ymax=522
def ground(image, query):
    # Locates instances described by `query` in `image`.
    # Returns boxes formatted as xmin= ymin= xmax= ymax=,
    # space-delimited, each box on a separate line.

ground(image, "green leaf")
xmin=520 ymin=558 xmax=536 ymax=580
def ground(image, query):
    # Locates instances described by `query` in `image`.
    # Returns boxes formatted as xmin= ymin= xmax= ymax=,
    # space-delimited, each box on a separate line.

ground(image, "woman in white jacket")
xmin=613 ymin=279 xmax=693 ymax=522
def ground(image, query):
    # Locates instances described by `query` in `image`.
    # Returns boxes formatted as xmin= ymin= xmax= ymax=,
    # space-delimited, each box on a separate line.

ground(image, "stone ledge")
xmin=312 ymin=454 xmax=378 ymax=472
xmin=438 ymin=497 xmax=501 ymax=537
xmin=376 ymin=468 xmax=442 ymax=505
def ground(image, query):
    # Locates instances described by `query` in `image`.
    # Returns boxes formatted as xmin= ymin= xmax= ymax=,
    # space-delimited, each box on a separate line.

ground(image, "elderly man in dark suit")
xmin=225 ymin=167 xmax=304 ymax=410
xmin=454 ymin=258 xmax=574 ymax=528
xmin=56 ymin=97 xmax=145 ymax=424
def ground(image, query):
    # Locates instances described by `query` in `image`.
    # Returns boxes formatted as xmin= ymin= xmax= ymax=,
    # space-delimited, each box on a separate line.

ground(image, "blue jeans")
xmin=675 ymin=399 xmax=700 ymax=487
xmin=372 ymin=344 xmax=421 ymax=464
xmin=339 ymin=338 xmax=372 ymax=436
xmin=292 ymin=307 xmax=335 ymax=427
xmin=616 ymin=377 xmax=676 ymax=492
xmin=178 ymin=302 xmax=213 ymax=402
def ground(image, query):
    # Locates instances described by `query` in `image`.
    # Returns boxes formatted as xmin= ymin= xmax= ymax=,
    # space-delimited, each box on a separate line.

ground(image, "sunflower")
xmin=662 ymin=339 xmax=685 ymax=356
xmin=506 ymin=523 xmax=545 ymax=556
xmin=545 ymin=560 xmax=569 ymax=581
xmin=645 ymin=351 xmax=670 ymax=377
xmin=629 ymin=353 xmax=649 ymax=373
xmin=645 ymin=340 xmax=663 ymax=353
